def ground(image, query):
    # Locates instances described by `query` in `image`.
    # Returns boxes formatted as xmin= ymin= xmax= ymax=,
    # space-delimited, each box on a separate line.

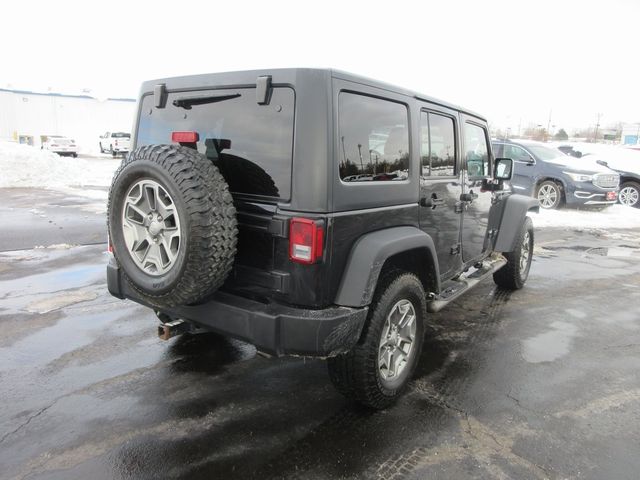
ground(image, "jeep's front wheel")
xmin=493 ymin=216 xmax=534 ymax=290
xmin=327 ymin=272 xmax=426 ymax=409
xmin=108 ymin=144 xmax=238 ymax=307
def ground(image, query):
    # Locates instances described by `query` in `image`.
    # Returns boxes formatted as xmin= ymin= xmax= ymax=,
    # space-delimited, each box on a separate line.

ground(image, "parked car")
xmin=99 ymin=132 xmax=131 ymax=157
xmin=107 ymin=68 xmax=537 ymax=409
xmin=554 ymin=143 xmax=640 ymax=209
xmin=492 ymin=139 xmax=619 ymax=209
xmin=42 ymin=135 xmax=78 ymax=157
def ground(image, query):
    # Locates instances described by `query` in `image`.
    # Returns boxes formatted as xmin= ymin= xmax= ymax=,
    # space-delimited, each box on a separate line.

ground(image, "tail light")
xmin=289 ymin=218 xmax=324 ymax=264
xmin=171 ymin=131 xmax=199 ymax=143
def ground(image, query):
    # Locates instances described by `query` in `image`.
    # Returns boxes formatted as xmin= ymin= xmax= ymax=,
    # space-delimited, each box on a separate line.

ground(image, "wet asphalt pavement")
xmin=1 ymin=188 xmax=639 ymax=480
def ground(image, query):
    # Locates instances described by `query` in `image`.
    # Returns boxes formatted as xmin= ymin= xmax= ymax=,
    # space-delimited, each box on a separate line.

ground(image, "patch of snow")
xmin=26 ymin=289 xmax=99 ymax=314
xmin=0 ymin=141 xmax=120 ymax=189
xmin=529 ymin=204 xmax=640 ymax=229
xmin=34 ymin=244 xmax=76 ymax=249
xmin=550 ymin=141 xmax=640 ymax=175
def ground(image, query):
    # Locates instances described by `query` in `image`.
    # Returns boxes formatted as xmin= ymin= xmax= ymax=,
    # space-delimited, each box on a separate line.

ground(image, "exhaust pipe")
xmin=157 ymin=318 xmax=191 ymax=340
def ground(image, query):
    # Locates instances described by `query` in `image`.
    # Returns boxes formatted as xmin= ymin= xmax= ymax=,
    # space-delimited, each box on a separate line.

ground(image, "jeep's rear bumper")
xmin=107 ymin=261 xmax=368 ymax=357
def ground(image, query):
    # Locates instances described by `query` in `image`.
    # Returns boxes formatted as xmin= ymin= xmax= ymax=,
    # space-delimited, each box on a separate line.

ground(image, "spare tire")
xmin=107 ymin=144 xmax=237 ymax=307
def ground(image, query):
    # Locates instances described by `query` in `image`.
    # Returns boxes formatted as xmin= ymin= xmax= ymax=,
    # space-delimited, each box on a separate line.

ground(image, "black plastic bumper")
xmin=107 ymin=261 xmax=368 ymax=357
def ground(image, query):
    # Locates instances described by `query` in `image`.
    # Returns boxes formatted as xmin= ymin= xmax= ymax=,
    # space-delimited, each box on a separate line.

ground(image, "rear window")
xmin=339 ymin=92 xmax=409 ymax=182
xmin=112 ymin=132 xmax=130 ymax=138
xmin=137 ymin=87 xmax=295 ymax=200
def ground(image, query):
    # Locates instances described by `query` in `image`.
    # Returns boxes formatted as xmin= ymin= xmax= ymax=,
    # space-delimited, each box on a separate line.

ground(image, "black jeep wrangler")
xmin=107 ymin=69 xmax=538 ymax=409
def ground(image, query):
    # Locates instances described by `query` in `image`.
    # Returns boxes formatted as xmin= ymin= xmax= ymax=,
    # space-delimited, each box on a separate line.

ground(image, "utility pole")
xmin=546 ymin=109 xmax=552 ymax=141
xmin=593 ymin=113 xmax=602 ymax=143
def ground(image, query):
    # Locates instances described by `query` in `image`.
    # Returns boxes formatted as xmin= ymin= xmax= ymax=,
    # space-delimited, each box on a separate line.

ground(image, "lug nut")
xmin=157 ymin=215 xmax=162 ymax=221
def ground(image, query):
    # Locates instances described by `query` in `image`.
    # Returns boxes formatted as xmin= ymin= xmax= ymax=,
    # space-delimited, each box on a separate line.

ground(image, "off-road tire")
xmin=108 ymin=144 xmax=237 ymax=308
xmin=493 ymin=216 xmax=534 ymax=290
xmin=327 ymin=271 xmax=426 ymax=409
xmin=536 ymin=180 xmax=563 ymax=209
xmin=214 ymin=154 xmax=279 ymax=198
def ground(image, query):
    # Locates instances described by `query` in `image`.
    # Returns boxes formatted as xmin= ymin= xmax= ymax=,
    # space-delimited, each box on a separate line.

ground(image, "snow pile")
xmin=0 ymin=141 xmax=119 ymax=189
xmin=530 ymin=205 xmax=640 ymax=230
xmin=551 ymin=142 xmax=640 ymax=175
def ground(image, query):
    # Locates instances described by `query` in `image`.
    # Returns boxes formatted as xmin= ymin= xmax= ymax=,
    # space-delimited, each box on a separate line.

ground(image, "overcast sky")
xmin=2 ymin=0 xmax=638 ymax=132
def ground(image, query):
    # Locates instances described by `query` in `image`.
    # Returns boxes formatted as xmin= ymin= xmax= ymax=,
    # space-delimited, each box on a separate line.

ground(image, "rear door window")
xmin=420 ymin=111 xmax=456 ymax=177
xmin=137 ymin=87 xmax=295 ymax=200
xmin=339 ymin=92 xmax=409 ymax=182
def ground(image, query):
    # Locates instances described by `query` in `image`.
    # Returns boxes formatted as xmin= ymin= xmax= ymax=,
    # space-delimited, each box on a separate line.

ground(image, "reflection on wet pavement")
xmin=0 ymin=229 xmax=639 ymax=480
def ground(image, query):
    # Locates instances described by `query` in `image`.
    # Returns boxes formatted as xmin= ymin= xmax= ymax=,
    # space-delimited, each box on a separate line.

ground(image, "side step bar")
xmin=427 ymin=254 xmax=507 ymax=313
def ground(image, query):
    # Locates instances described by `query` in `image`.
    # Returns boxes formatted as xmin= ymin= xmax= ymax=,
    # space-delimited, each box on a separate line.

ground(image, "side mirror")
xmin=494 ymin=158 xmax=513 ymax=180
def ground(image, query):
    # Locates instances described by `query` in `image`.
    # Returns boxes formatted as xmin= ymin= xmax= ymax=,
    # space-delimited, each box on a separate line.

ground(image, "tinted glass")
xmin=463 ymin=123 xmax=490 ymax=177
xmin=138 ymin=87 xmax=295 ymax=200
xmin=503 ymin=144 xmax=532 ymax=162
xmin=339 ymin=92 xmax=409 ymax=182
xmin=526 ymin=144 xmax=565 ymax=161
xmin=420 ymin=112 xmax=456 ymax=177
xmin=491 ymin=143 xmax=504 ymax=157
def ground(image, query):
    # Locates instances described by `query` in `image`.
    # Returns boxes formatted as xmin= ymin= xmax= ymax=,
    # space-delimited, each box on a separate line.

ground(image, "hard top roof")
xmin=141 ymin=68 xmax=487 ymax=122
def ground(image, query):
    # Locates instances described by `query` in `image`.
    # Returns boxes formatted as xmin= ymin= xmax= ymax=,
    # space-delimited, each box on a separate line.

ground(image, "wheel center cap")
xmin=148 ymin=221 xmax=163 ymax=236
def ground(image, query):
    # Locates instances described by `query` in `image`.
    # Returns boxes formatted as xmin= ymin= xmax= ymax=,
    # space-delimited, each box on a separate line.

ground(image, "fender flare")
xmin=493 ymin=194 xmax=539 ymax=252
xmin=334 ymin=226 xmax=440 ymax=308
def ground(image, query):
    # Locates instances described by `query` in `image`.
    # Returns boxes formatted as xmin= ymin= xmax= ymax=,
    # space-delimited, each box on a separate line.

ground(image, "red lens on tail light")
xmin=171 ymin=131 xmax=199 ymax=143
xmin=289 ymin=218 xmax=324 ymax=264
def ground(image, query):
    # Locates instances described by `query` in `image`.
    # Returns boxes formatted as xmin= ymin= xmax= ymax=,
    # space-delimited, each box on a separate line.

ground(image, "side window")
xmin=420 ymin=111 xmax=456 ymax=177
xmin=492 ymin=143 xmax=504 ymax=158
xmin=463 ymin=123 xmax=490 ymax=178
xmin=503 ymin=145 xmax=532 ymax=163
xmin=339 ymin=92 xmax=409 ymax=182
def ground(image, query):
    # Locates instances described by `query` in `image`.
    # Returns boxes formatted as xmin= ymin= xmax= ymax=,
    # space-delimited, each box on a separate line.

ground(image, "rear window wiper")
xmin=172 ymin=93 xmax=241 ymax=110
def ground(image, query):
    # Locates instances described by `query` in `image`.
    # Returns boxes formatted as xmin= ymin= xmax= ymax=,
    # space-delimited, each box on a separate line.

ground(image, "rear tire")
xmin=493 ymin=216 xmax=534 ymax=290
xmin=108 ymin=144 xmax=238 ymax=308
xmin=327 ymin=271 xmax=426 ymax=409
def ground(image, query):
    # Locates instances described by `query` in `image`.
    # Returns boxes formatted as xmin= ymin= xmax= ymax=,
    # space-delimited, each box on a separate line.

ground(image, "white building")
xmin=0 ymin=88 xmax=136 ymax=152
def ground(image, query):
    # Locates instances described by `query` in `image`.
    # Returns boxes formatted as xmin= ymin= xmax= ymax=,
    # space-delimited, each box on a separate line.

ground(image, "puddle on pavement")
xmin=0 ymin=263 xmax=104 ymax=298
xmin=522 ymin=320 xmax=579 ymax=363
xmin=585 ymin=246 xmax=640 ymax=258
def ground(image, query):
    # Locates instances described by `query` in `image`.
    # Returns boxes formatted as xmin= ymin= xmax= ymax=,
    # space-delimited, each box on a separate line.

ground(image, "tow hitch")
xmin=157 ymin=318 xmax=192 ymax=340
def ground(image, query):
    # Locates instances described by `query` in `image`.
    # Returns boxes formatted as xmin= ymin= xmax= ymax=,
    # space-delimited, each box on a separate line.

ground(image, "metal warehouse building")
xmin=0 ymin=88 xmax=136 ymax=151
